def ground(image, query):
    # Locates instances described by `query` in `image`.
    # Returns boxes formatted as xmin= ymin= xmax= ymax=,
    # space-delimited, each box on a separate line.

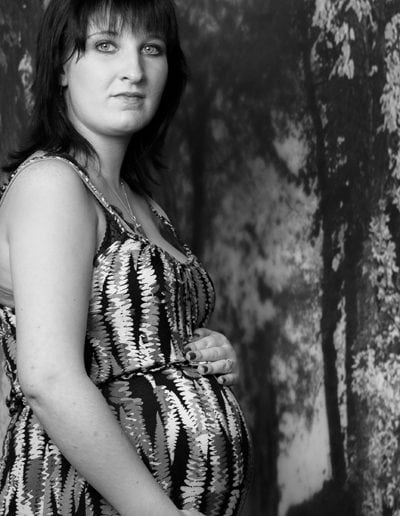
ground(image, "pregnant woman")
xmin=0 ymin=1 xmax=252 ymax=514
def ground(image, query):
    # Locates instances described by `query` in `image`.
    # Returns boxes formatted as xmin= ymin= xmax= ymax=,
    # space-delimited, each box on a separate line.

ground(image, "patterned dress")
xmin=0 ymin=155 xmax=251 ymax=516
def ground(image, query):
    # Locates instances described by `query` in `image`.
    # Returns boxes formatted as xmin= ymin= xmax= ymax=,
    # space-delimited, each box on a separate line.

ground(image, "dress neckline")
xmin=19 ymin=153 xmax=196 ymax=267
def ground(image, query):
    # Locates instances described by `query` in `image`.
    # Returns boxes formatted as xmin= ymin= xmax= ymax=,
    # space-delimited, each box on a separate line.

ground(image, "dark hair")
xmin=4 ymin=0 xmax=188 ymax=192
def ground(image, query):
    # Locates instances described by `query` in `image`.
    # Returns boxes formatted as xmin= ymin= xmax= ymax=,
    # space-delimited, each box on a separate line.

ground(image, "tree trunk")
xmin=302 ymin=35 xmax=347 ymax=486
xmin=349 ymin=247 xmax=381 ymax=515
xmin=320 ymin=222 xmax=347 ymax=485
xmin=231 ymin=320 xmax=280 ymax=516
xmin=346 ymin=5 xmax=390 ymax=512
xmin=344 ymin=223 xmax=362 ymax=450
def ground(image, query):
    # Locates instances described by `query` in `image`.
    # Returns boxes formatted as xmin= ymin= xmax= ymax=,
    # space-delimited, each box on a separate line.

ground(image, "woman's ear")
xmin=60 ymin=59 xmax=70 ymax=87
xmin=60 ymin=71 xmax=68 ymax=87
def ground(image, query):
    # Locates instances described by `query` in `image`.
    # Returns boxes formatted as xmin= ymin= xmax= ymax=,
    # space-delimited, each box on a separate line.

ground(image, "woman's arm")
xmin=6 ymin=161 xmax=183 ymax=516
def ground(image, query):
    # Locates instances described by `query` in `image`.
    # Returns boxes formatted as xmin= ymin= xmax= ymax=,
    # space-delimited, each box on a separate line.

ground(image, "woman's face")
xmin=61 ymin=21 xmax=168 ymax=143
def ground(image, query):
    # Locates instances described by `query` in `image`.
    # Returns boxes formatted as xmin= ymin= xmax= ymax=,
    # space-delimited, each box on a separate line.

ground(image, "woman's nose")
xmin=121 ymin=51 xmax=145 ymax=83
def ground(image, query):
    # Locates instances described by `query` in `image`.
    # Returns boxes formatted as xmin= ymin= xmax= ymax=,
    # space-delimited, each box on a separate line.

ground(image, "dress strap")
xmin=0 ymin=153 xmax=135 ymax=236
xmin=0 ymin=154 xmax=103 ymax=210
xmin=48 ymin=154 xmax=144 ymax=237
xmin=0 ymin=153 xmax=190 ymax=260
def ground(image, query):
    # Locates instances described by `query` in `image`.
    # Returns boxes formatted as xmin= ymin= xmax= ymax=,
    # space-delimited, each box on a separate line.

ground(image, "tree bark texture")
xmin=349 ymin=250 xmax=382 ymax=516
xmin=301 ymin=35 xmax=347 ymax=486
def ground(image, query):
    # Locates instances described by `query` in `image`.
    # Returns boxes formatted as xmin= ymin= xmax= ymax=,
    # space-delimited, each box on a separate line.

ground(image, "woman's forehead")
xmin=87 ymin=14 xmax=141 ymax=33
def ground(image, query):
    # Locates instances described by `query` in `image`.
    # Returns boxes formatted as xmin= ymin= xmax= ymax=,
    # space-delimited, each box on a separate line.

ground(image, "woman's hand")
xmin=184 ymin=328 xmax=239 ymax=386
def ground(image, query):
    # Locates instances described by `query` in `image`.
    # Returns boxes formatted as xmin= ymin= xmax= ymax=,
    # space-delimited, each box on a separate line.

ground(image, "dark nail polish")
xmin=188 ymin=351 xmax=197 ymax=361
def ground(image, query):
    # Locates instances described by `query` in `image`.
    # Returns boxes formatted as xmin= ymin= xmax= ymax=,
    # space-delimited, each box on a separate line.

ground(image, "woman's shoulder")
xmin=3 ymin=152 xmax=91 ymax=201
xmin=13 ymin=151 xmax=83 ymax=178
xmin=0 ymin=151 xmax=97 ymax=227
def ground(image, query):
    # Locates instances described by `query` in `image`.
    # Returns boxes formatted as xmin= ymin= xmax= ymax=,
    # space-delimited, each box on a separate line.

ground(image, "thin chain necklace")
xmin=111 ymin=180 xmax=142 ymax=230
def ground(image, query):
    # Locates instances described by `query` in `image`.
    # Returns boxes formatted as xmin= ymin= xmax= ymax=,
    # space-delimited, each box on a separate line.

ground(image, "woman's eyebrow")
xmin=87 ymin=30 xmax=165 ymax=42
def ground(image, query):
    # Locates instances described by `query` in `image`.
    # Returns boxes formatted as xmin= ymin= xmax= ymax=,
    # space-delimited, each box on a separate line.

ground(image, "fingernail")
xmin=198 ymin=364 xmax=209 ymax=374
xmin=218 ymin=377 xmax=225 ymax=385
xmin=187 ymin=351 xmax=197 ymax=361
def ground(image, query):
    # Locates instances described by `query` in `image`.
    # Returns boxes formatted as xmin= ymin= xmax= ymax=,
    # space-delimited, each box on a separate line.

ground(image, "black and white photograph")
xmin=1 ymin=1 xmax=400 ymax=516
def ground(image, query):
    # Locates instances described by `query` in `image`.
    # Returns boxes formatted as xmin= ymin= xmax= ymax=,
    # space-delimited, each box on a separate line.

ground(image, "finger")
xmin=197 ymin=358 xmax=235 ymax=376
xmin=191 ymin=327 xmax=212 ymax=341
xmin=217 ymin=373 xmax=239 ymax=386
xmin=186 ymin=332 xmax=232 ymax=355
xmin=186 ymin=345 xmax=230 ymax=363
xmin=186 ymin=336 xmax=217 ymax=352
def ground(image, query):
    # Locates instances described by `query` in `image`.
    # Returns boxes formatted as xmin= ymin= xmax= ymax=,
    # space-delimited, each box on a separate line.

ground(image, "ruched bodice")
xmin=0 ymin=155 xmax=251 ymax=516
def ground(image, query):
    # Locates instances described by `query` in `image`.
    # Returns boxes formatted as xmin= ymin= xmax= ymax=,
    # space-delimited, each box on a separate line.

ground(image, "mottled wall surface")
xmin=0 ymin=0 xmax=43 ymax=442
xmin=0 ymin=1 xmax=40 ymax=162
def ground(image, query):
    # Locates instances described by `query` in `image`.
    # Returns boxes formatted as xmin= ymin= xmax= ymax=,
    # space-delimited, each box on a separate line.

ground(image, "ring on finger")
xmin=225 ymin=358 xmax=234 ymax=372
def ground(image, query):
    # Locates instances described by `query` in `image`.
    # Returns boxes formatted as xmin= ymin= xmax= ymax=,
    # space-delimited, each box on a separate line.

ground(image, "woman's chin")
xmin=105 ymin=119 xmax=151 ymax=138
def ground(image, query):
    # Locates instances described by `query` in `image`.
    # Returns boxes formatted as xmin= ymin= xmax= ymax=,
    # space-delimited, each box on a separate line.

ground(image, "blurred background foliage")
xmin=165 ymin=2 xmax=323 ymax=514
xmin=5 ymin=1 xmax=400 ymax=516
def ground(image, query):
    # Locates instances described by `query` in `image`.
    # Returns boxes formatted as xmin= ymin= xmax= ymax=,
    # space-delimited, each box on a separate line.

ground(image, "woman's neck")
xmin=80 ymin=134 xmax=130 ymax=191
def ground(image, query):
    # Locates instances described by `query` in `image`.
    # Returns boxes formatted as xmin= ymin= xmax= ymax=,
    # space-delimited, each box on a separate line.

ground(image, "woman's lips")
xmin=114 ymin=91 xmax=145 ymax=99
xmin=113 ymin=92 xmax=145 ymax=106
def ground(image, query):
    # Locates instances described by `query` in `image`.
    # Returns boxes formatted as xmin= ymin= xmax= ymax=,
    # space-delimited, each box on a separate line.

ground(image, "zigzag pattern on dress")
xmin=0 ymin=154 xmax=252 ymax=516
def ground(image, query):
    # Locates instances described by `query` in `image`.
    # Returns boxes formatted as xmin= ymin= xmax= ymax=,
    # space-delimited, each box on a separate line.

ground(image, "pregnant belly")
xmin=100 ymin=367 xmax=252 ymax=514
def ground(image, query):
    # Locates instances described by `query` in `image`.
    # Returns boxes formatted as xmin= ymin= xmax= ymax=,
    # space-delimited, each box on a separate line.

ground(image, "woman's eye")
xmin=142 ymin=44 xmax=164 ymax=56
xmin=96 ymin=41 xmax=116 ymax=53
